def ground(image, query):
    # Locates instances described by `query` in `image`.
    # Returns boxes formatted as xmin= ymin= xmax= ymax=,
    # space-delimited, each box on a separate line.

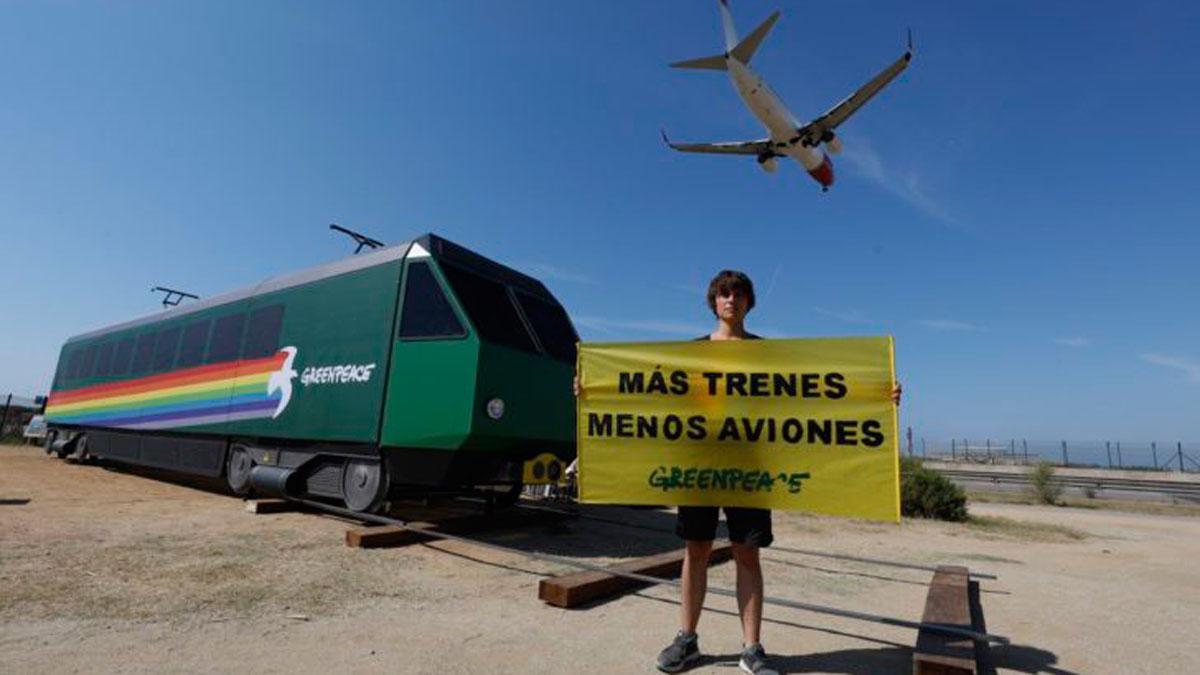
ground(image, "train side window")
xmin=398 ymin=263 xmax=464 ymax=339
xmin=67 ymin=348 xmax=85 ymax=382
xmin=131 ymin=332 xmax=157 ymax=374
xmin=207 ymin=313 xmax=246 ymax=363
xmin=515 ymin=292 xmax=578 ymax=363
xmin=82 ymin=344 xmax=98 ymax=380
xmin=96 ymin=342 xmax=115 ymax=377
xmin=112 ymin=337 xmax=135 ymax=376
xmin=243 ymin=305 xmax=284 ymax=359
xmin=440 ymin=264 xmax=537 ymax=353
xmin=152 ymin=326 xmax=182 ymax=372
xmin=177 ymin=319 xmax=211 ymax=368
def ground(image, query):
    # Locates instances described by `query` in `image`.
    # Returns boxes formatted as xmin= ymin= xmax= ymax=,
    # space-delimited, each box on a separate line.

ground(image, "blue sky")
xmin=1 ymin=1 xmax=1198 ymax=441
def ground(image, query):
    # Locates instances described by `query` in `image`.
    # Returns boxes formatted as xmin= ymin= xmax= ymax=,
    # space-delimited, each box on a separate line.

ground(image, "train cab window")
xmin=515 ymin=293 xmax=577 ymax=363
xmin=112 ymin=337 xmax=135 ymax=376
xmin=152 ymin=326 xmax=182 ymax=372
xmin=440 ymin=264 xmax=537 ymax=353
xmin=131 ymin=332 xmax=157 ymax=374
xmin=66 ymin=349 xmax=84 ymax=382
xmin=96 ymin=342 xmax=115 ymax=377
xmin=82 ymin=344 xmax=98 ymax=380
xmin=242 ymin=305 xmax=284 ymax=359
xmin=398 ymin=263 xmax=464 ymax=339
xmin=177 ymin=319 xmax=211 ymax=368
xmin=207 ymin=313 xmax=246 ymax=363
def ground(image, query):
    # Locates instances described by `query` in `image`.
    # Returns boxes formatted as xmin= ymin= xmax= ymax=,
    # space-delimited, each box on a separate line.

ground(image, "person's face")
xmin=714 ymin=287 xmax=750 ymax=322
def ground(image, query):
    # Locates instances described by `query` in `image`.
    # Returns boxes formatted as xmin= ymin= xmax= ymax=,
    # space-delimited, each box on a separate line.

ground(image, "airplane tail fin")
xmin=718 ymin=0 xmax=739 ymax=52
xmin=730 ymin=10 xmax=779 ymax=64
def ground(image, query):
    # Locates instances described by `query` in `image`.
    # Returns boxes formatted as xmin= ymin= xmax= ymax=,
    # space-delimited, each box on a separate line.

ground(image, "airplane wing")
xmin=798 ymin=43 xmax=912 ymax=144
xmin=660 ymin=130 xmax=773 ymax=156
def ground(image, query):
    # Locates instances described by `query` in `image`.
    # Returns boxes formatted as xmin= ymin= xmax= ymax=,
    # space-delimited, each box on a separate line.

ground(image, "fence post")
xmin=986 ymin=438 xmax=992 ymax=462
xmin=907 ymin=426 xmax=913 ymax=456
xmin=951 ymin=438 xmax=956 ymax=461
xmin=964 ymin=439 xmax=970 ymax=461
xmin=1106 ymin=441 xmax=1112 ymax=468
xmin=1180 ymin=442 xmax=1186 ymax=472
xmin=1061 ymin=440 xmax=1068 ymax=467
xmin=921 ymin=437 xmax=926 ymax=457
xmin=1009 ymin=439 xmax=1015 ymax=460
xmin=1023 ymin=439 xmax=1029 ymax=464
xmin=1152 ymin=442 xmax=1158 ymax=469
xmin=1116 ymin=441 xmax=1122 ymax=468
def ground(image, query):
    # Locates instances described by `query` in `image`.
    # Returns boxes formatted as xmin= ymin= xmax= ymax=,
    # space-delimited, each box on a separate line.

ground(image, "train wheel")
xmin=226 ymin=445 xmax=254 ymax=495
xmin=342 ymin=459 xmax=386 ymax=513
xmin=55 ymin=433 xmax=80 ymax=459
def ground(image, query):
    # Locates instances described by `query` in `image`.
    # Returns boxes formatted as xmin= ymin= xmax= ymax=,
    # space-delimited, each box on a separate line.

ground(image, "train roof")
xmin=66 ymin=233 xmax=556 ymax=345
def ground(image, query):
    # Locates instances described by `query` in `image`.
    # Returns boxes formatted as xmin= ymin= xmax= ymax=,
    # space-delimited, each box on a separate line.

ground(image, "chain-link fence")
xmin=910 ymin=437 xmax=1200 ymax=473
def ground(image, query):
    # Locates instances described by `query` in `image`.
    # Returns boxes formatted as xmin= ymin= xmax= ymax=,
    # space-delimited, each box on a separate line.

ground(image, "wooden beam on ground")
xmin=244 ymin=499 xmax=296 ymax=514
xmin=914 ymin=565 xmax=979 ymax=675
xmin=538 ymin=545 xmax=733 ymax=609
xmin=345 ymin=506 xmax=572 ymax=549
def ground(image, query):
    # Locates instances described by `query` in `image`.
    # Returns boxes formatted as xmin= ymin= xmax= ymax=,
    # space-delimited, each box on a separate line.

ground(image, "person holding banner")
xmin=575 ymin=270 xmax=901 ymax=674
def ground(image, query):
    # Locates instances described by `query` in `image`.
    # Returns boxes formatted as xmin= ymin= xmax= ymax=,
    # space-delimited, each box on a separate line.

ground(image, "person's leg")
xmin=731 ymin=542 xmax=763 ymax=645
xmin=681 ymin=538 xmax=714 ymax=633
xmin=659 ymin=506 xmax=720 ymax=672
xmin=723 ymin=507 xmax=773 ymax=656
xmin=674 ymin=506 xmax=718 ymax=633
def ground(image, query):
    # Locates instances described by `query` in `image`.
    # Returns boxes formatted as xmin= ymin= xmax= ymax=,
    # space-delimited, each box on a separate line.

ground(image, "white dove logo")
xmin=266 ymin=346 xmax=299 ymax=419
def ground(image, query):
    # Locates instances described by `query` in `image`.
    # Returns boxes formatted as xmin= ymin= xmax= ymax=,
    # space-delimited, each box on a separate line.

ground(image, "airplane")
xmin=662 ymin=0 xmax=912 ymax=191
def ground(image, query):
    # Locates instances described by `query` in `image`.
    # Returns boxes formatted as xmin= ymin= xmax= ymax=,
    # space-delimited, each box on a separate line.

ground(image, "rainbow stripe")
xmin=45 ymin=352 xmax=288 ymax=430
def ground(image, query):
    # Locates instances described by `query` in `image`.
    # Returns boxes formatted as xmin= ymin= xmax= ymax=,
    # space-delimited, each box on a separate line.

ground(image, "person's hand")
xmin=573 ymin=375 xmax=582 ymax=398
xmin=891 ymin=382 xmax=902 ymax=406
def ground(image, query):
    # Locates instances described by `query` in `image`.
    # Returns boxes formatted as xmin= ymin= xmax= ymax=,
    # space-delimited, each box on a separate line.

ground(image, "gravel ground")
xmin=2 ymin=444 xmax=1197 ymax=674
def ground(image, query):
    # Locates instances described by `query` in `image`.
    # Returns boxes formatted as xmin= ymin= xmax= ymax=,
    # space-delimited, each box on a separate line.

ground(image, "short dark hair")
xmin=706 ymin=270 xmax=755 ymax=316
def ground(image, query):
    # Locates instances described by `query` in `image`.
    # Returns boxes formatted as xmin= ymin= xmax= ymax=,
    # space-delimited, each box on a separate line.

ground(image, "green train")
xmin=43 ymin=234 xmax=577 ymax=512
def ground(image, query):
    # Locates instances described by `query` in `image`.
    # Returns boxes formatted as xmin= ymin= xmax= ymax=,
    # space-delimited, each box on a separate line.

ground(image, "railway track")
xmin=284 ymin=496 xmax=1010 ymax=645
xmin=933 ymin=468 xmax=1200 ymax=501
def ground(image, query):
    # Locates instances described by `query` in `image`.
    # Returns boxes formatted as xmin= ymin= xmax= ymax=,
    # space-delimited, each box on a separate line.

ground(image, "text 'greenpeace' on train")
xmin=43 ymin=234 xmax=577 ymax=512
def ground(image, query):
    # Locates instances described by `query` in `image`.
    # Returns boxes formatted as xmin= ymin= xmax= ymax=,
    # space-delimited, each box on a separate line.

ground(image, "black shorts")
xmin=676 ymin=506 xmax=773 ymax=548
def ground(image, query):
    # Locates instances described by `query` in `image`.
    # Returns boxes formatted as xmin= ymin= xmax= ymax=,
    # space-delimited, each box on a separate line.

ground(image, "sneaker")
xmin=656 ymin=631 xmax=700 ymax=673
xmin=738 ymin=643 xmax=778 ymax=675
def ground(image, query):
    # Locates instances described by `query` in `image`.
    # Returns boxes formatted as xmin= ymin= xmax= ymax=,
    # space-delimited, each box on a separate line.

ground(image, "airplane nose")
xmin=807 ymin=155 xmax=834 ymax=187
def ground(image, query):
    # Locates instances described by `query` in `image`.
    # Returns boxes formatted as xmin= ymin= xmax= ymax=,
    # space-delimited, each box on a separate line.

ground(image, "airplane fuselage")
xmin=726 ymin=57 xmax=834 ymax=188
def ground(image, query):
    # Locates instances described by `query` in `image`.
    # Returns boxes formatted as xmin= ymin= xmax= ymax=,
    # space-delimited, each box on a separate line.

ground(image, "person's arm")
xmin=891 ymin=382 xmax=902 ymax=405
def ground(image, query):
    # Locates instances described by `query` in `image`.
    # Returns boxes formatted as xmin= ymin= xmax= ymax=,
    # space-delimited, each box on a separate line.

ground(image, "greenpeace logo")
xmin=300 ymin=363 xmax=377 ymax=387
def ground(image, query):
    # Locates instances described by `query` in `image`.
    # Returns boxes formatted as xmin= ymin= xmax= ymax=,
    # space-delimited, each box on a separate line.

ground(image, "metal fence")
xmin=910 ymin=436 xmax=1200 ymax=473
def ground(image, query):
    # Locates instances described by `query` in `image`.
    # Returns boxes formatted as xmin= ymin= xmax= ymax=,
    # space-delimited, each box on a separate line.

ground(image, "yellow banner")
xmin=577 ymin=337 xmax=899 ymax=522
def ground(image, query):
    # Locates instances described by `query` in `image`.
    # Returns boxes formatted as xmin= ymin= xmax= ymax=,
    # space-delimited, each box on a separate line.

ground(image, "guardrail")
xmin=930 ymin=467 xmax=1200 ymax=501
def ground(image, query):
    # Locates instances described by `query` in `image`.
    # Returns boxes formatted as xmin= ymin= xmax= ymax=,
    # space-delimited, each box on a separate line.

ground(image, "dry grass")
xmin=961 ymin=514 xmax=1087 ymax=542
xmin=0 ymin=527 xmax=432 ymax=623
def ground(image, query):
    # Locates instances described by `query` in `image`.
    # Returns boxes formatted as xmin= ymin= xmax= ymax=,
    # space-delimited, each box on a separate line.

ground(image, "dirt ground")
xmin=2 ymin=444 xmax=1197 ymax=674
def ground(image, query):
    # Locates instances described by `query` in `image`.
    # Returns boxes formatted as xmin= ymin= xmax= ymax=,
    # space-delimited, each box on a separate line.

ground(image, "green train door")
xmin=379 ymin=250 xmax=479 ymax=468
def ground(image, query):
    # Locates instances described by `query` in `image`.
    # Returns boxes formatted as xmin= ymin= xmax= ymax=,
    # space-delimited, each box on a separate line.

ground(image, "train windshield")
xmin=440 ymin=263 xmax=538 ymax=353
xmin=514 ymin=292 xmax=576 ymax=363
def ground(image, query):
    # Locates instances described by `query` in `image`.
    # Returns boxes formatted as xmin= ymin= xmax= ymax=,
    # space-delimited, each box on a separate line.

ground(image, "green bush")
xmin=900 ymin=457 xmax=968 ymax=521
xmin=1029 ymin=461 xmax=1062 ymax=505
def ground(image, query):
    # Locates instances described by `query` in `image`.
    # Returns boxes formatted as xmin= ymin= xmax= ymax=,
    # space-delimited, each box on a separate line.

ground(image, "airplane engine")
xmin=825 ymin=135 xmax=843 ymax=155
xmin=758 ymin=156 xmax=778 ymax=173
